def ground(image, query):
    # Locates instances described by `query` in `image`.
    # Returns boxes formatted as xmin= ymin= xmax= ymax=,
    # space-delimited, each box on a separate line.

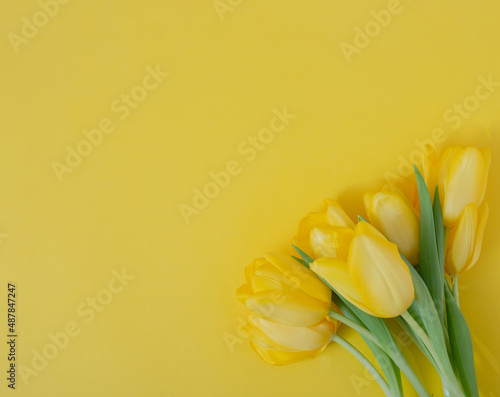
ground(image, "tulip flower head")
xmin=311 ymin=222 xmax=415 ymax=318
xmin=292 ymin=199 xmax=355 ymax=260
xmin=237 ymin=252 xmax=340 ymax=365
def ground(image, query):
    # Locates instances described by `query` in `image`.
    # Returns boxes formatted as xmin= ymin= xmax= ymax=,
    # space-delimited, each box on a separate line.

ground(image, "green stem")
xmin=328 ymin=310 xmax=381 ymax=347
xmin=332 ymin=334 xmax=391 ymax=397
xmin=401 ymin=311 xmax=441 ymax=370
xmin=453 ymin=275 xmax=459 ymax=308
xmin=330 ymin=310 xmax=431 ymax=397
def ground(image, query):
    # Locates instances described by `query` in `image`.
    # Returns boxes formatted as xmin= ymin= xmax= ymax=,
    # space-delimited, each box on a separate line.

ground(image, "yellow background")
xmin=1 ymin=1 xmax=499 ymax=396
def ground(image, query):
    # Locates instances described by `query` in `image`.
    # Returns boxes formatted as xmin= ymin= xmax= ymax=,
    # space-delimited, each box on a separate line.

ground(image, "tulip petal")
xmin=443 ymin=147 xmax=487 ymax=226
xmin=354 ymin=221 xmax=387 ymax=240
xmin=248 ymin=341 xmax=326 ymax=366
xmin=244 ymin=257 xmax=267 ymax=283
xmin=294 ymin=211 xmax=329 ymax=257
xmin=309 ymin=226 xmax=354 ymax=260
xmin=437 ymin=146 xmax=462 ymax=201
xmin=310 ymin=226 xmax=339 ymax=258
xmin=365 ymin=191 xmax=420 ymax=265
xmin=324 ymin=199 xmax=355 ymax=228
xmin=264 ymin=252 xmax=332 ymax=304
xmin=246 ymin=290 xmax=330 ymax=327
xmin=349 ymin=234 xmax=414 ymax=318
xmin=236 ymin=283 xmax=253 ymax=304
xmin=310 ymin=257 xmax=370 ymax=315
xmin=465 ymin=202 xmax=489 ymax=273
xmin=445 ymin=204 xmax=478 ymax=275
xmin=249 ymin=314 xmax=335 ymax=352
xmin=478 ymin=148 xmax=491 ymax=206
xmin=296 ymin=211 xmax=329 ymax=240
xmin=251 ymin=263 xmax=296 ymax=293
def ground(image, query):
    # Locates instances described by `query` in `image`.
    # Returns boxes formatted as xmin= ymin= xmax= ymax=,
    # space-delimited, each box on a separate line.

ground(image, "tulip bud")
xmin=364 ymin=188 xmax=420 ymax=265
xmin=311 ymin=222 xmax=415 ymax=318
xmin=445 ymin=202 xmax=489 ymax=275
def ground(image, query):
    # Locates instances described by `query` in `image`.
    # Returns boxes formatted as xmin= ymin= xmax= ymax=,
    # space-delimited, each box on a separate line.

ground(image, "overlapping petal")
xmin=364 ymin=188 xmax=420 ymax=264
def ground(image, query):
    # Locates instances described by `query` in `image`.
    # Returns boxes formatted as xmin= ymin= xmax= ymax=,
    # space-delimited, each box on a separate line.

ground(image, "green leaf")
xmin=444 ymin=283 xmax=479 ymax=397
xmin=395 ymin=316 xmax=436 ymax=367
xmin=291 ymin=255 xmax=307 ymax=268
xmin=401 ymin=255 xmax=461 ymax=395
xmin=414 ymin=166 xmax=445 ymax=327
xmin=291 ymin=244 xmax=314 ymax=268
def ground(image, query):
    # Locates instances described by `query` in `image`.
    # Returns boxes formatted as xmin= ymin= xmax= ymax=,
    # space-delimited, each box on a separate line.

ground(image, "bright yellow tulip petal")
xmin=248 ymin=341 xmax=326 ymax=366
xmin=293 ymin=201 xmax=354 ymax=259
xmin=354 ymin=220 xmax=387 ymax=240
xmin=437 ymin=146 xmax=462 ymax=203
xmin=246 ymin=290 xmax=330 ymax=327
xmin=310 ymin=226 xmax=339 ymax=258
xmin=365 ymin=191 xmax=420 ymax=265
xmin=242 ymin=320 xmax=278 ymax=351
xmin=296 ymin=211 xmax=328 ymax=240
xmin=243 ymin=257 xmax=267 ymax=283
xmin=310 ymin=257 xmax=369 ymax=314
xmin=445 ymin=203 xmax=477 ymax=275
xmin=264 ymin=252 xmax=332 ymax=304
xmin=251 ymin=263 xmax=297 ymax=293
xmin=443 ymin=147 xmax=487 ymax=226
xmin=309 ymin=226 xmax=354 ymax=260
xmin=464 ymin=203 xmax=489 ymax=273
xmin=349 ymin=234 xmax=414 ymax=318
xmin=325 ymin=199 xmax=355 ymax=228
xmin=478 ymin=148 xmax=491 ymax=206
xmin=249 ymin=314 xmax=335 ymax=352
xmin=334 ymin=228 xmax=355 ymax=261
xmin=236 ymin=283 xmax=253 ymax=304
xmin=364 ymin=192 xmax=375 ymax=215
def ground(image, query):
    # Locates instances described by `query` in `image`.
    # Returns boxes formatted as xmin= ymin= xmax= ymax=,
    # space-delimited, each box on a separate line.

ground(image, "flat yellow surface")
xmin=1 ymin=1 xmax=499 ymax=396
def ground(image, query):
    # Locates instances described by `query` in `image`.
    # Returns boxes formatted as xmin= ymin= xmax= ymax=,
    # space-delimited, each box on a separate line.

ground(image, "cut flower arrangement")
xmin=236 ymin=146 xmax=490 ymax=397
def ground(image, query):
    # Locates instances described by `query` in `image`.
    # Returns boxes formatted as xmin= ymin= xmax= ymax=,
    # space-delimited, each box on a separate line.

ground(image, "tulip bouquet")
xmin=237 ymin=146 xmax=490 ymax=397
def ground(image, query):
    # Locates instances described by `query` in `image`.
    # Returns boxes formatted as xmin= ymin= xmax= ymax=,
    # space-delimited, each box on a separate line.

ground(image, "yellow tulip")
xmin=237 ymin=252 xmax=332 ymax=326
xmin=445 ymin=202 xmax=489 ymax=275
xmin=364 ymin=188 xmax=420 ymax=265
xmin=292 ymin=199 xmax=355 ymax=260
xmin=242 ymin=311 xmax=338 ymax=365
xmin=236 ymin=252 xmax=339 ymax=365
xmin=311 ymin=222 xmax=415 ymax=318
xmin=422 ymin=146 xmax=490 ymax=227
